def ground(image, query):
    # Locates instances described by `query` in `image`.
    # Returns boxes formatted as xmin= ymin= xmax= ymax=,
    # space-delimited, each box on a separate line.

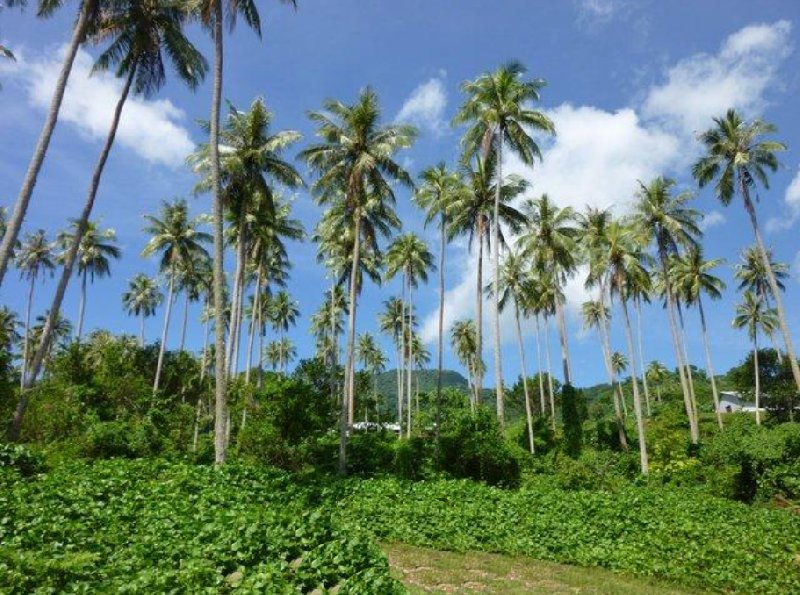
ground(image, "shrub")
xmin=0 ymin=443 xmax=45 ymax=476
xmin=83 ymin=419 xmax=162 ymax=459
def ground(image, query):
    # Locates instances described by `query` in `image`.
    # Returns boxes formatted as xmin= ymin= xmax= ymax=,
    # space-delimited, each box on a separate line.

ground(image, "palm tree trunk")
xmin=399 ymin=279 xmax=406 ymax=429
xmin=556 ymin=300 xmax=572 ymax=386
xmin=210 ymin=2 xmax=227 ymax=466
xmin=153 ymin=269 xmax=176 ymax=393
xmin=659 ymin=251 xmax=699 ymax=443
xmin=544 ymin=314 xmax=556 ymax=432
xmin=534 ymin=315 xmax=546 ymax=415
xmin=140 ymin=311 xmax=146 ymax=347
xmin=77 ymin=270 xmax=87 ymax=342
xmin=515 ymin=304 xmax=535 ymax=454
xmin=599 ymin=307 xmax=628 ymax=450
xmin=0 ymin=0 xmax=96 ymax=288
xmin=741 ymin=181 xmax=800 ymax=393
xmin=245 ymin=269 xmax=261 ymax=384
xmin=20 ymin=275 xmax=35 ymax=391
xmin=192 ymin=395 xmax=202 ymax=452
xmin=698 ymin=296 xmax=723 ymax=429
xmin=435 ymin=213 xmax=446 ymax=440
xmin=200 ymin=298 xmax=210 ymax=383
xmin=340 ymin=213 xmax=362 ymax=474
xmin=621 ymin=298 xmax=648 ymax=475
xmin=635 ymin=297 xmax=651 ymax=416
xmin=406 ymin=274 xmax=413 ymax=437
xmin=753 ymin=338 xmax=761 ymax=426
xmin=493 ymin=131 xmax=504 ymax=425
xmin=232 ymin=245 xmax=248 ymax=376
xmin=10 ymin=63 xmax=136 ymax=440
xmin=179 ymin=291 xmax=189 ymax=352
xmin=475 ymin=229 xmax=484 ymax=403
xmin=395 ymin=345 xmax=402 ymax=423
xmin=677 ymin=303 xmax=699 ymax=427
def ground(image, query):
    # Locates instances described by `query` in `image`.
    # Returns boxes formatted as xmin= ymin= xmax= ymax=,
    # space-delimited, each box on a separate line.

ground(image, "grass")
xmin=385 ymin=543 xmax=704 ymax=594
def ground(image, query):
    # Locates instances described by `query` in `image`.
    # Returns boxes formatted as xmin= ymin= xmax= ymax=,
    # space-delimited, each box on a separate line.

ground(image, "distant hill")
xmin=375 ymin=369 xmax=469 ymax=399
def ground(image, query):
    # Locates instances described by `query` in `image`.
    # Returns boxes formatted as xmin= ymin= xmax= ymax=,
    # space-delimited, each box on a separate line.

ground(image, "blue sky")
xmin=2 ymin=0 xmax=800 ymax=388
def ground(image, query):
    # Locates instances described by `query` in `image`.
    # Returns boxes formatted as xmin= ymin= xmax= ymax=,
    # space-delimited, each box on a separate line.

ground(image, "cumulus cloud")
xmin=767 ymin=166 xmax=800 ymax=232
xmin=6 ymin=46 xmax=194 ymax=167
xmin=396 ymin=76 xmax=448 ymax=136
xmin=643 ymin=20 xmax=793 ymax=138
xmin=700 ymin=210 xmax=727 ymax=231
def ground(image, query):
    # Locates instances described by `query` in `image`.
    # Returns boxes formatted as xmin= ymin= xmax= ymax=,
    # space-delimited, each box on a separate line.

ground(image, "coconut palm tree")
xmin=15 ymin=229 xmax=55 ymax=388
xmin=582 ymin=299 xmax=628 ymax=449
xmin=646 ymin=361 xmax=669 ymax=402
xmin=454 ymin=61 xmax=555 ymax=422
xmin=414 ymin=163 xmax=463 ymax=436
xmin=57 ymin=220 xmax=120 ymax=341
xmin=379 ymin=296 xmax=408 ymax=423
xmin=528 ymin=269 xmax=560 ymax=429
xmin=694 ymin=109 xmax=800 ymax=393
xmin=142 ymin=199 xmax=211 ymax=393
xmin=385 ymin=233 xmax=434 ymax=437
xmin=0 ymin=0 xmax=107 ymax=287
xmin=734 ymin=245 xmax=787 ymax=360
xmin=449 ymin=151 xmax=527 ymax=412
xmin=409 ymin=332 xmax=431 ymax=420
xmin=356 ymin=332 xmax=385 ymax=421
xmin=300 ymin=88 xmax=416 ymax=474
xmin=21 ymin=0 xmax=207 ymax=405
xmin=450 ymin=319 xmax=481 ymax=408
xmin=268 ymin=291 xmax=299 ymax=373
xmin=520 ymin=194 xmax=578 ymax=388
xmin=0 ymin=307 xmax=21 ymax=361
xmin=733 ymin=291 xmax=778 ymax=425
xmin=496 ymin=249 xmax=535 ymax=453
xmin=122 ymin=273 xmax=163 ymax=346
xmin=673 ymin=246 xmax=726 ymax=429
xmin=632 ymin=176 xmax=701 ymax=444
xmin=604 ymin=221 xmax=650 ymax=473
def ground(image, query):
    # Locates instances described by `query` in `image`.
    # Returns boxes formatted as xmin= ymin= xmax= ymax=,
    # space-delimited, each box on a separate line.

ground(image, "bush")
xmin=0 ymin=443 xmax=45 ymax=476
xmin=549 ymin=449 xmax=637 ymax=491
xmin=83 ymin=419 xmax=162 ymax=459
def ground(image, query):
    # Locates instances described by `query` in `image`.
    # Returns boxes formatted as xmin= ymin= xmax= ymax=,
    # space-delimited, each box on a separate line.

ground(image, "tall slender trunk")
xmin=77 ymin=270 xmax=87 ymax=342
xmin=435 ymin=213 xmax=446 ymax=440
xmin=244 ymin=268 xmax=261 ymax=385
xmin=139 ymin=311 xmax=146 ymax=347
xmin=754 ymin=337 xmax=761 ymax=426
xmin=406 ymin=276 xmax=413 ymax=438
xmin=698 ymin=297 xmax=723 ymax=429
xmin=20 ymin=275 xmax=35 ymax=391
xmin=544 ymin=314 xmax=556 ymax=432
xmin=659 ymin=251 xmax=699 ymax=443
xmin=9 ymin=63 xmax=135 ymax=441
xmin=533 ymin=315 xmax=546 ymax=415
xmin=200 ymin=298 xmax=210 ymax=382
xmin=232 ymin=245 xmax=247 ymax=376
xmin=621 ymin=298 xmax=648 ymax=474
xmin=340 ymin=212 xmax=361 ymax=475
xmin=515 ymin=304 xmax=534 ymax=454
xmin=677 ymin=303 xmax=699 ymax=427
xmin=555 ymin=300 xmax=572 ymax=386
xmin=741 ymin=179 xmax=800 ymax=393
xmin=153 ymin=269 xmax=175 ymax=393
xmin=399 ymin=281 xmax=406 ymax=429
xmin=395 ymin=345 xmax=402 ymax=423
xmin=635 ymin=297 xmax=651 ymax=416
xmin=598 ymin=303 xmax=628 ymax=450
xmin=0 ymin=0 xmax=96 ymax=288
xmin=475 ymin=228 xmax=484 ymax=403
xmin=179 ymin=291 xmax=189 ymax=352
xmin=192 ymin=395 xmax=202 ymax=452
xmin=493 ymin=131 xmax=504 ymax=425
xmin=210 ymin=5 xmax=227 ymax=465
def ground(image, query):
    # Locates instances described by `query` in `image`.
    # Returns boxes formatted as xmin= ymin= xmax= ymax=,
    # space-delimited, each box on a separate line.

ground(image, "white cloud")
xmin=767 ymin=165 xmax=800 ymax=232
xmin=643 ymin=20 xmax=793 ymax=138
xmin=7 ymin=46 xmax=194 ymax=167
xmin=700 ymin=210 xmax=727 ymax=231
xmin=577 ymin=0 xmax=621 ymax=22
xmin=396 ymin=76 xmax=448 ymax=136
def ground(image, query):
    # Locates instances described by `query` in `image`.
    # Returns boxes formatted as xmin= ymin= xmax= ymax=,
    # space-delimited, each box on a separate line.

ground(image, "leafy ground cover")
xmin=328 ymin=477 xmax=800 ymax=594
xmin=385 ymin=542 xmax=702 ymax=594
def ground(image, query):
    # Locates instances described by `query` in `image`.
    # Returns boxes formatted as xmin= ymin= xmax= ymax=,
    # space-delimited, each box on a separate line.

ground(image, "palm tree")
xmin=0 ymin=307 xmax=21 ymax=360
xmin=15 ymin=230 xmax=55 ymax=389
xmin=449 ymin=151 xmax=527 ymax=410
xmin=385 ymin=233 xmax=435 ymax=437
xmin=414 ymin=163 xmax=463 ymax=436
xmin=528 ymin=269 xmax=560 ymax=430
xmin=520 ymin=195 xmax=578 ymax=388
xmin=142 ymin=199 xmax=211 ymax=393
xmin=57 ymin=220 xmax=120 ymax=341
xmin=450 ymin=319 xmax=481 ymax=408
xmin=122 ymin=273 xmax=163 ymax=347
xmin=734 ymin=245 xmax=787 ymax=360
xmin=268 ymin=291 xmax=299 ymax=373
xmin=582 ymin=299 xmax=628 ymax=450
xmin=409 ymin=332 xmax=431 ymax=420
xmin=604 ymin=222 xmax=650 ymax=473
xmin=20 ymin=0 xmax=207 ymax=405
xmin=454 ymin=62 xmax=555 ymax=422
xmin=632 ymin=176 xmax=701 ymax=444
xmin=646 ymin=361 xmax=669 ymax=402
xmin=356 ymin=332 xmax=386 ymax=421
xmin=300 ymin=88 xmax=416 ymax=474
xmin=694 ymin=109 xmax=800 ymax=393
xmin=496 ymin=249 xmax=535 ymax=453
xmin=673 ymin=247 xmax=726 ymax=429
xmin=0 ymin=0 xmax=107 ymax=288
xmin=379 ymin=296 xmax=407 ymax=424
xmin=733 ymin=291 xmax=779 ymax=425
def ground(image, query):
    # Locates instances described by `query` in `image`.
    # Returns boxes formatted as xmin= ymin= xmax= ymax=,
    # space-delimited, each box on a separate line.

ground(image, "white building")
xmin=718 ymin=390 xmax=764 ymax=413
